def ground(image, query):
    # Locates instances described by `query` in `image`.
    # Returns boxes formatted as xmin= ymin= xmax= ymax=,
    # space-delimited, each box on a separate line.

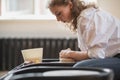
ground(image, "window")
xmin=0 ymin=0 xmax=55 ymax=20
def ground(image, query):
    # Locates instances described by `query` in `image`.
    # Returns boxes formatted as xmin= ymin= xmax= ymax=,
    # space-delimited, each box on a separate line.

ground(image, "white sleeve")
xmin=78 ymin=9 xmax=117 ymax=59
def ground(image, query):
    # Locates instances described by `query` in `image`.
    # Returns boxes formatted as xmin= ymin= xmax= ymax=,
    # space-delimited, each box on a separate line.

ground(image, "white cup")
xmin=21 ymin=48 xmax=43 ymax=63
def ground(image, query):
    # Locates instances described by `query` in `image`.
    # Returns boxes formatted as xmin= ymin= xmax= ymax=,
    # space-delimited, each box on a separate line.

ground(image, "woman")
xmin=48 ymin=0 xmax=120 ymax=80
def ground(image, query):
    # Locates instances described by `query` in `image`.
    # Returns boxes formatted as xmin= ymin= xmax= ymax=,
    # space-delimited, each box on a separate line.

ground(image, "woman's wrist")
xmin=69 ymin=50 xmax=89 ymax=61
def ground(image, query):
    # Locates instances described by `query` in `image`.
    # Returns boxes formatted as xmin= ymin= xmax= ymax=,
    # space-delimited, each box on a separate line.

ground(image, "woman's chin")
xmin=63 ymin=21 xmax=70 ymax=23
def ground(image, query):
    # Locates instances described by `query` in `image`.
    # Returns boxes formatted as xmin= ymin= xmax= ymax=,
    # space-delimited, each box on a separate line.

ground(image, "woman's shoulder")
xmin=80 ymin=7 xmax=98 ymax=17
xmin=77 ymin=7 xmax=98 ymax=21
xmin=78 ymin=7 xmax=117 ymax=21
xmin=77 ymin=7 xmax=98 ymax=22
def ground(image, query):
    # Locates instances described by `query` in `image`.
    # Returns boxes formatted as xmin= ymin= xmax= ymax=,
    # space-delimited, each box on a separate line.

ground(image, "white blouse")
xmin=77 ymin=7 xmax=120 ymax=59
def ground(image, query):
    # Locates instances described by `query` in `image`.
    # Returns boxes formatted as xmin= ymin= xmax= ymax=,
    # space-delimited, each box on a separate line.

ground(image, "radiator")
xmin=0 ymin=38 xmax=79 ymax=70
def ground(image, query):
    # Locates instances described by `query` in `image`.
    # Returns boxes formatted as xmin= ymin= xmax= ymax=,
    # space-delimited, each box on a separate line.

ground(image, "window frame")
xmin=0 ymin=0 xmax=55 ymax=20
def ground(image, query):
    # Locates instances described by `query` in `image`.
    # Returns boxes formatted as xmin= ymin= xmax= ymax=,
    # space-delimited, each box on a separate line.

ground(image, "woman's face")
xmin=50 ymin=3 xmax=73 ymax=23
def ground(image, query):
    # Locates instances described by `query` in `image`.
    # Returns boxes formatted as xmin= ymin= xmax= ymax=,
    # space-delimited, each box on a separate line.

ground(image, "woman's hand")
xmin=59 ymin=48 xmax=73 ymax=58
xmin=59 ymin=48 xmax=89 ymax=61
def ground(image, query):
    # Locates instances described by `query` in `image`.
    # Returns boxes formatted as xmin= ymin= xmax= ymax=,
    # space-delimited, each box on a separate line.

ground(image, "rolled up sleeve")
xmin=87 ymin=46 xmax=105 ymax=59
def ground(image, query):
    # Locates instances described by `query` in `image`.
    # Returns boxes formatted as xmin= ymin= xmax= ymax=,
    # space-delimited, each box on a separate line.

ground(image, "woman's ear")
xmin=68 ymin=1 xmax=73 ymax=9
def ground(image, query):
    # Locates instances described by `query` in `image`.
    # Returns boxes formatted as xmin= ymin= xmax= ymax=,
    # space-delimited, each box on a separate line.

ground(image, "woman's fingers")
xmin=59 ymin=48 xmax=72 ymax=58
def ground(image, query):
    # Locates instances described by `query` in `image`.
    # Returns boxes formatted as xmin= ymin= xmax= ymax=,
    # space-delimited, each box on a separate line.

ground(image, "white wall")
xmin=0 ymin=0 xmax=120 ymax=38
xmin=0 ymin=20 xmax=76 ymax=38
xmin=98 ymin=0 xmax=120 ymax=18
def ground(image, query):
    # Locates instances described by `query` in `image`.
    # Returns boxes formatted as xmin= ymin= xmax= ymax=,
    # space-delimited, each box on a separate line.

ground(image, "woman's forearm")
xmin=59 ymin=49 xmax=90 ymax=61
xmin=70 ymin=51 xmax=90 ymax=61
